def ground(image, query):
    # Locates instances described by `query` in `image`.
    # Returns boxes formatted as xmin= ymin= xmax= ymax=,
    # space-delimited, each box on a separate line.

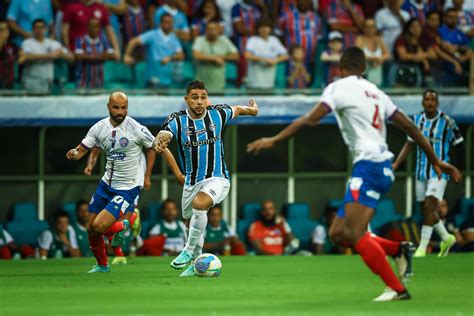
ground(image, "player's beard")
xmin=110 ymin=112 xmax=126 ymax=125
xmin=261 ymin=214 xmax=276 ymax=227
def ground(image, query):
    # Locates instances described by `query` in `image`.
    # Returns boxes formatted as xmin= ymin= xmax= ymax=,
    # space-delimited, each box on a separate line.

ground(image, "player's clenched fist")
xmin=246 ymin=137 xmax=275 ymax=155
xmin=66 ymin=148 xmax=80 ymax=160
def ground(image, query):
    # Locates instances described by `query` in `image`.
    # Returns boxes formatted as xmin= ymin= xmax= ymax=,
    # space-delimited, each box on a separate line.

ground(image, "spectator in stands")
xmin=355 ymin=18 xmax=391 ymax=86
xmin=74 ymin=17 xmax=115 ymax=89
xmin=321 ymin=31 xmax=344 ymax=84
xmin=325 ymin=0 xmax=364 ymax=48
xmin=153 ymin=0 xmax=190 ymax=42
xmin=72 ymin=200 xmax=92 ymax=257
xmin=215 ymin=0 xmax=239 ymax=37
xmin=402 ymin=0 xmax=435 ymax=24
xmin=248 ymin=200 xmax=299 ymax=255
xmin=191 ymin=0 xmax=224 ymax=38
xmin=38 ymin=210 xmax=81 ymax=259
xmin=192 ymin=19 xmax=239 ymax=92
xmin=420 ymin=10 xmax=465 ymax=82
xmin=148 ymin=199 xmax=187 ymax=256
xmin=0 ymin=225 xmax=18 ymax=259
xmin=392 ymin=18 xmax=436 ymax=86
xmin=375 ymin=0 xmax=410 ymax=53
xmin=355 ymin=0 xmax=384 ymax=18
xmin=124 ymin=13 xmax=184 ymax=88
xmin=317 ymin=204 xmax=351 ymax=254
xmin=439 ymin=7 xmax=471 ymax=84
xmin=6 ymin=0 xmax=53 ymax=47
xmin=311 ymin=222 xmax=327 ymax=255
xmin=231 ymin=0 xmax=263 ymax=87
xmin=62 ymin=0 xmax=120 ymax=60
xmin=0 ymin=21 xmax=16 ymax=89
xmin=278 ymin=0 xmax=321 ymax=75
xmin=204 ymin=205 xmax=246 ymax=255
xmin=18 ymin=19 xmax=73 ymax=94
xmin=452 ymin=0 xmax=474 ymax=37
xmin=103 ymin=0 xmax=128 ymax=45
xmin=122 ymin=0 xmax=147 ymax=60
xmin=287 ymin=45 xmax=311 ymax=88
xmin=245 ymin=19 xmax=288 ymax=89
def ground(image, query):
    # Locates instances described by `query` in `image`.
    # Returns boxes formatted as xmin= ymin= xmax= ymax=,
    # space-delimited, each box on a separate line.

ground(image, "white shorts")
xmin=415 ymin=178 xmax=447 ymax=202
xmin=181 ymin=177 xmax=230 ymax=219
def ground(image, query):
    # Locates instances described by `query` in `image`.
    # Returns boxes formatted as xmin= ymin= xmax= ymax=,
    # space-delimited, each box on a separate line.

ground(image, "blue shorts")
xmin=89 ymin=181 xmax=141 ymax=219
xmin=336 ymin=160 xmax=394 ymax=218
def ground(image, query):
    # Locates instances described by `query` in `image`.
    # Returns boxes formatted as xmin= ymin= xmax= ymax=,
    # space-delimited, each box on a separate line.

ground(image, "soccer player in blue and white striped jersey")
xmin=393 ymin=89 xmax=463 ymax=258
xmin=153 ymin=80 xmax=259 ymax=276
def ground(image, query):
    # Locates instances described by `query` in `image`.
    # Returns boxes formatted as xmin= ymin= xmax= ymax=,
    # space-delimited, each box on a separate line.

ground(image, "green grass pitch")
xmin=1 ymin=254 xmax=473 ymax=315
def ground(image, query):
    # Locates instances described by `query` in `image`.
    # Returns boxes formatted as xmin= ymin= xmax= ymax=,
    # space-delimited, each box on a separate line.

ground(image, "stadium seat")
xmin=410 ymin=202 xmax=423 ymax=225
xmin=225 ymin=62 xmax=238 ymax=87
xmin=455 ymin=198 xmax=474 ymax=227
xmin=140 ymin=220 xmax=155 ymax=239
xmin=285 ymin=203 xmax=310 ymax=220
xmin=104 ymin=61 xmax=134 ymax=89
xmin=146 ymin=202 xmax=162 ymax=221
xmin=133 ymin=62 xmax=147 ymax=88
xmin=275 ymin=62 xmax=287 ymax=89
xmin=370 ymin=199 xmax=403 ymax=235
xmin=13 ymin=203 xmax=37 ymax=222
xmin=287 ymin=219 xmax=319 ymax=250
xmin=327 ymin=199 xmax=344 ymax=210
xmin=237 ymin=219 xmax=252 ymax=247
xmin=241 ymin=203 xmax=261 ymax=221
xmin=6 ymin=220 xmax=49 ymax=246
xmin=63 ymin=201 xmax=77 ymax=223
xmin=183 ymin=61 xmax=195 ymax=82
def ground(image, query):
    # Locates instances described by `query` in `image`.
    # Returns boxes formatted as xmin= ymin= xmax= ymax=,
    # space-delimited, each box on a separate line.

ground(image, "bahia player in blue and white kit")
xmin=247 ymin=47 xmax=462 ymax=301
xmin=153 ymin=80 xmax=259 ymax=276
xmin=66 ymin=92 xmax=157 ymax=273
xmin=393 ymin=89 xmax=463 ymax=258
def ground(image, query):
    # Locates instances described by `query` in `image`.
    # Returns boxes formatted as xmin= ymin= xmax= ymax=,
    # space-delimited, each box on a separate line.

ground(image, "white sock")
xmin=418 ymin=225 xmax=434 ymax=252
xmin=433 ymin=221 xmax=450 ymax=241
xmin=184 ymin=209 xmax=207 ymax=253
xmin=193 ymin=235 xmax=205 ymax=258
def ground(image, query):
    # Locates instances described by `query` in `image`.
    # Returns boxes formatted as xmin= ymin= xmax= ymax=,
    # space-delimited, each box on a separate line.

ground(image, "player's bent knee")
xmin=423 ymin=196 xmax=439 ymax=212
xmin=92 ymin=221 xmax=109 ymax=234
xmin=192 ymin=194 xmax=213 ymax=210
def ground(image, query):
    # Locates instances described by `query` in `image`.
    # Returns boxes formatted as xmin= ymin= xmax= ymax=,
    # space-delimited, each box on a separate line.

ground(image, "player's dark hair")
xmin=32 ymin=18 xmax=46 ymax=27
xmin=54 ymin=210 xmax=70 ymax=222
xmin=423 ymin=89 xmax=438 ymax=100
xmin=339 ymin=46 xmax=366 ymax=74
xmin=186 ymin=80 xmax=207 ymax=94
xmin=75 ymin=199 xmax=89 ymax=213
xmin=160 ymin=12 xmax=173 ymax=22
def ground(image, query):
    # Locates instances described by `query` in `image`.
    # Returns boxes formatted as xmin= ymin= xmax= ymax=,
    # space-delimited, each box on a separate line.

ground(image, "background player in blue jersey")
xmin=153 ymin=80 xmax=259 ymax=276
xmin=393 ymin=90 xmax=464 ymax=258
xmin=247 ymin=47 xmax=462 ymax=301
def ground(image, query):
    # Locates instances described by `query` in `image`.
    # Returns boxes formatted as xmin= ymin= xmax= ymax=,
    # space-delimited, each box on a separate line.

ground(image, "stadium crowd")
xmin=0 ymin=0 xmax=473 ymax=93
xmin=1 ymin=197 xmax=473 ymax=260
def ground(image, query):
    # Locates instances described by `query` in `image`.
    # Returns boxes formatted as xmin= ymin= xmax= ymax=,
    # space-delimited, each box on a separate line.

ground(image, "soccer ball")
xmin=193 ymin=253 xmax=222 ymax=277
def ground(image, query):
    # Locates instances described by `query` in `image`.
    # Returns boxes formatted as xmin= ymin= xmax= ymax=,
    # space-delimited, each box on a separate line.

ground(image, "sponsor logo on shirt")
xmin=107 ymin=151 xmax=126 ymax=161
xmin=184 ymin=136 xmax=219 ymax=147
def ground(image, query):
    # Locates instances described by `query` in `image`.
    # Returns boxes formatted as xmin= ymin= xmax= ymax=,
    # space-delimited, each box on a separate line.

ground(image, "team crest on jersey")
xmin=119 ymin=137 xmax=129 ymax=147
xmin=209 ymin=123 xmax=216 ymax=131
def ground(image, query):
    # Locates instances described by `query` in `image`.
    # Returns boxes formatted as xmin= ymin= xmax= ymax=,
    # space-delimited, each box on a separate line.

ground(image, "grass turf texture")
xmin=1 ymin=254 xmax=473 ymax=315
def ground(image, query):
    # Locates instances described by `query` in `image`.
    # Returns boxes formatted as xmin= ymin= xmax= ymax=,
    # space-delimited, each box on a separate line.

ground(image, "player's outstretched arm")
xmin=392 ymin=141 xmax=413 ymax=171
xmin=232 ymin=98 xmax=259 ymax=118
xmin=153 ymin=131 xmax=172 ymax=153
xmin=391 ymin=111 xmax=462 ymax=182
xmin=66 ymin=145 xmax=89 ymax=161
xmin=161 ymin=148 xmax=185 ymax=187
xmin=84 ymin=147 xmax=101 ymax=176
xmin=247 ymin=102 xmax=331 ymax=154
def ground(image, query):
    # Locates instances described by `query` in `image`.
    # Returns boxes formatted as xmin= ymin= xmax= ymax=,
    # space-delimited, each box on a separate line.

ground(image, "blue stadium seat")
xmin=225 ymin=62 xmax=238 ymax=87
xmin=410 ymin=202 xmax=423 ymax=225
xmin=146 ymin=202 xmax=162 ymax=221
xmin=63 ymin=201 xmax=77 ymax=223
xmin=287 ymin=219 xmax=319 ymax=250
xmin=134 ymin=62 xmax=147 ymax=88
xmin=455 ymin=198 xmax=474 ymax=227
xmin=327 ymin=199 xmax=344 ymax=210
xmin=140 ymin=220 xmax=155 ymax=239
xmin=275 ymin=62 xmax=287 ymax=89
xmin=370 ymin=199 xmax=403 ymax=235
xmin=241 ymin=203 xmax=261 ymax=221
xmin=104 ymin=61 xmax=134 ymax=89
xmin=13 ymin=203 xmax=37 ymax=222
xmin=237 ymin=219 xmax=252 ymax=247
xmin=286 ymin=203 xmax=310 ymax=220
xmin=6 ymin=220 xmax=49 ymax=246
xmin=183 ymin=61 xmax=195 ymax=82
